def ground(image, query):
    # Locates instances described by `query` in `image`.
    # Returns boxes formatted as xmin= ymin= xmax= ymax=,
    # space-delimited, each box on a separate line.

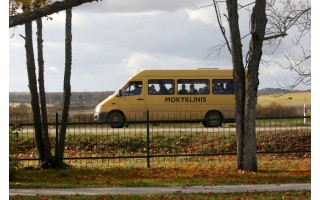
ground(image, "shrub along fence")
xmin=9 ymin=112 xmax=311 ymax=168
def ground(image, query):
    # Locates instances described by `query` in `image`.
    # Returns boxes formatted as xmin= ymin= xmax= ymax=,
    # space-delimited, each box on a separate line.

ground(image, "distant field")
xmin=258 ymin=92 xmax=311 ymax=107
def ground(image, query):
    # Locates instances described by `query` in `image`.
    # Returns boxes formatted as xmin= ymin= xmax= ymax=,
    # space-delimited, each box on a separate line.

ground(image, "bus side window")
xmin=213 ymin=81 xmax=223 ymax=94
xmin=178 ymin=79 xmax=209 ymax=95
xmin=212 ymin=80 xmax=234 ymax=94
xmin=148 ymin=79 xmax=174 ymax=95
xmin=225 ymin=81 xmax=234 ymax=94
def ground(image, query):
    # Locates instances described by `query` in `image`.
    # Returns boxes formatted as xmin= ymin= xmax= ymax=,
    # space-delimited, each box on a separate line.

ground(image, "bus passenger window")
xmin=212 ymin=80 xmax=234 ymax=94
xmin=148 ymin=79 xmax=174 ymax=95
xmin=225 ymin=81 xmax=234 ymax=94
xmin=178 ymin=79 xmax=209 ymax=95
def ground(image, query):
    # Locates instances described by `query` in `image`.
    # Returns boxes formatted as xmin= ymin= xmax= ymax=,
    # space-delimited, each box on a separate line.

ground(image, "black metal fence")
xmin=10 ymin=112 xmax=311 ymax=168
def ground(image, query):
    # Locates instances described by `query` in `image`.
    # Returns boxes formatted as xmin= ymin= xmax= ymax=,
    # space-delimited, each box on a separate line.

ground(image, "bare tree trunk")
xmin=57 ymin=8 xmax=72 ymax=165
xmin=226 ymin=0 xmax=246 ymax=170
xmin=24 ymin=21 xmax=46 ymax=166
xmin=226 ymin=0 xmax=267 ymax=171
xmin=36 ymin=18 xmax=52 ymax=165
xmin=243 ymin=2 xmax=267 ymax=171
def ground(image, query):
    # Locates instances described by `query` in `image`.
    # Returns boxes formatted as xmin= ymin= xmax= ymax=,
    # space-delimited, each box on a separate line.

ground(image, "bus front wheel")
xmin=203 ymin=111 xmax=222 ymax=127
xmin=107 ymin=111 xmax=125 ymax=128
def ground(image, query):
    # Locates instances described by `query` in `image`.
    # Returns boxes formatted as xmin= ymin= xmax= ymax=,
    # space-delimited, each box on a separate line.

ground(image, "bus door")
xmin=118 ymin=80 xmax=146 ymax=121
xmin=146 ymin=79 xmax=176 ymax=121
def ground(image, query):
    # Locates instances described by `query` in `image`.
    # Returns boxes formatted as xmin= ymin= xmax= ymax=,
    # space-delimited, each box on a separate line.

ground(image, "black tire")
xmin=202 ymin=110 xmax=223 ymax=127
xmin=107 ymin=111 xmax=125 ymax=128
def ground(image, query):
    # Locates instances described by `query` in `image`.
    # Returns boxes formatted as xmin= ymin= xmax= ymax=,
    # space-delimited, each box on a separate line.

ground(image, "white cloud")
xmin=47 ymin=66 xmax=59 ymax=72
xmin=188 ymin=7 xmax=217 ymax=26
xmin=113 ymin=11 xmax=165 ymax=17
xmin=123 ymin=53 xmax=153 ymax=72
xmin=75 ymin=0 xmax=211 ymax=13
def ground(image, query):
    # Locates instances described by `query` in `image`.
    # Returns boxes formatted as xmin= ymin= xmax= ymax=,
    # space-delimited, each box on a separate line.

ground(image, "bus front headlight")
xmin=95 ymin=106 xmax=103 ymax=113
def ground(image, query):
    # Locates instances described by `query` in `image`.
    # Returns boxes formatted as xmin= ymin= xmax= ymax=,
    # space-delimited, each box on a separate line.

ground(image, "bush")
xmin=9 ymin=106 xmax=32 ymax=117
xmin=256 ymin=102 xmax=298 ymax=118
xmin=9 ymin=125 xmax=22 ymax=180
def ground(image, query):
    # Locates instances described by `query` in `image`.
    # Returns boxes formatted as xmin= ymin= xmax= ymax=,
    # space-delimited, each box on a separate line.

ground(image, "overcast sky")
xmin=9 ymin=0 xmax=311 ymax=92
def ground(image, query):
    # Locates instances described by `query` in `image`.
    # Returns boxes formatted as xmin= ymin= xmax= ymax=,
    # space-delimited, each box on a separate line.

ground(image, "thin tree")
xmin=36 ymin=6 xmax=52 ymax=167
xmin=23 ymin=5 xmax=50 ymax=168
xmin=209 ymin=0 xmax=310 ymax=171
xmin=10 ymin=0 xmax=94 ymax=167
xmin=21 ymin=1 xmax=53 ymax=168
xmin=57 ymin=8 xmax=72 ymax=166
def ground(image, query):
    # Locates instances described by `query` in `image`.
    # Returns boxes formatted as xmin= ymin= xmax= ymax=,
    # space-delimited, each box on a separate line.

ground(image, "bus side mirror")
xmin=118 ymin=89 xmax=122 ymax=97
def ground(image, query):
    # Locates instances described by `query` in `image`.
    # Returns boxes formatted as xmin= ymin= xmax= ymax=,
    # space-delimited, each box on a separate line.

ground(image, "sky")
xmin=8 ymin=0 xmax=311 ymax=92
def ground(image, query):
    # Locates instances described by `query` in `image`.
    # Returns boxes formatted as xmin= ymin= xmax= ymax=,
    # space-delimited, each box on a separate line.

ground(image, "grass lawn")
xmin=10 ymin=154 xmax=310 ymax=189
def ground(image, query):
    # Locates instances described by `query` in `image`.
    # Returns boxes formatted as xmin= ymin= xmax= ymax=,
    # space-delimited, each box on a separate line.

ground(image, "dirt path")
xmin=10 ymin=183 xmax=310 ymax=196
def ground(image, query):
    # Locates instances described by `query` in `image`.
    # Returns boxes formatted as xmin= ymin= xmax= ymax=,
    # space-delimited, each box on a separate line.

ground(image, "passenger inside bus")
xmin=179 ymin=84 xmax=188 ymax=94
xmin=168 ymin=88 xmax=174 ymax=94
xmin=225 ymin=82 xmax=234 ymax=94
xmin=213 ymin=80 xmax=234 ymax=94
xmin=203 ymin=83 xmax=209 ymax=94
xmin=148 ymin=85 xmax=157 ymax=94
xmin=159 ymin=82 xmax=169 ymax=94
xmin=189 ymin=84 xmax=197 ymax=94
xmin=130 ymin=82 xmax=142 ymax=95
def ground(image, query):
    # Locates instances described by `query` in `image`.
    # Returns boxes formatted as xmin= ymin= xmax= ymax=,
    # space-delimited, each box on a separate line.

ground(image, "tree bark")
xmin=226 ymin=0 xmax=267 ymax=172
xmin=24 ymin=21 xmax=46 ymax=166
xmin=10 ymin=0 xmax=99 ymax=28
xmin=57 ymin=8 xmax=72 ymax=165
xmin=36 ymin=18 xmax=52 ymax=165
xmin=226 ymin=0 xmax=246 ymax=170
xmin=243 ymin=1 xmax=267 ymax=171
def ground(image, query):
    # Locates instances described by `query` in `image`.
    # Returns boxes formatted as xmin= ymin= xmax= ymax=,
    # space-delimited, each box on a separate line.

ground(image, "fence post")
xmin=304 ymin=104 xmax=306 ymax=125
xmin=146 ymin=110 xmax=150 ymax=168
xmin=55 ymin=113 xmax=59 ymax=170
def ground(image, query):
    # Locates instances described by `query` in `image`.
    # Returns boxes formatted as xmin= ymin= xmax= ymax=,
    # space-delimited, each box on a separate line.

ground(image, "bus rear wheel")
xmin=107 ymin=111 xmax=125 ymax=128
xmin=203 ymin=111 xmax=222 ymax=127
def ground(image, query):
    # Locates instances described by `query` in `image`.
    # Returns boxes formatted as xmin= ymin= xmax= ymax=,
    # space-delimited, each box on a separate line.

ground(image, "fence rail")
xmin=10 ymin=112 xmax=311 ymax=168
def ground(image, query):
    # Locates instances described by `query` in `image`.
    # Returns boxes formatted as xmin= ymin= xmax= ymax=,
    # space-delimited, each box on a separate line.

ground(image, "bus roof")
xmin=131 ymin=69 xmax=233 ymax=78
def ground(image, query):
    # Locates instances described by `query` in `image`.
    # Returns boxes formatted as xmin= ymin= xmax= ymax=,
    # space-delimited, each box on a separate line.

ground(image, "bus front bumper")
xmin=94 ymin=112 xmax=108 ymax=122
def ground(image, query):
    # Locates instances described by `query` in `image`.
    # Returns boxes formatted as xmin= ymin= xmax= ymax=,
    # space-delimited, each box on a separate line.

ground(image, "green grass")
xmin=9 ymin=191 xmax=311 ymax=200
xmin=10 ymin=154 xmax=310 ymax=189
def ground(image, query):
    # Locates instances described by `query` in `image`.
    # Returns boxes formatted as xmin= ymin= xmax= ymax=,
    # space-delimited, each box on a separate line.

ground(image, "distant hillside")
xmin=10 ymin=88 xmax=310 ymax=104
xmin=9 ymin=91 xmax=114 ymax=106
xmin=258 ymin=88 xmax=310 ymax=95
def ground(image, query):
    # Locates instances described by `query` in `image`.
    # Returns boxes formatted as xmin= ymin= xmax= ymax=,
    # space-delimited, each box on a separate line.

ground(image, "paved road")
xmin=10 ymin=183 xmax=310 ymax=196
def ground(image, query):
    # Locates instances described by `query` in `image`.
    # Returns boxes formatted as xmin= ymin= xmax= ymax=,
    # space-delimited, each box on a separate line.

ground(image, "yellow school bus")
xmin=94 ymin=69 xmax=235 ymax=128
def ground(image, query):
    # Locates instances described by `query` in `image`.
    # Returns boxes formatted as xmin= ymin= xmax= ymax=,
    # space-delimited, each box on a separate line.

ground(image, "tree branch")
xmin=10 ymin=0 xmax=101 ymax=28
xmin=263 ymin=32 xmax=287 ymax=40
xmin=213 ymin=0 xmax=231 ymax=53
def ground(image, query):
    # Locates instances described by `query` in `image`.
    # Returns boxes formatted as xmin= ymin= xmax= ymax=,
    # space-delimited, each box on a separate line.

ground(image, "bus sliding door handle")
xmin=137 ymin=98 xmax=144 ymax=101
